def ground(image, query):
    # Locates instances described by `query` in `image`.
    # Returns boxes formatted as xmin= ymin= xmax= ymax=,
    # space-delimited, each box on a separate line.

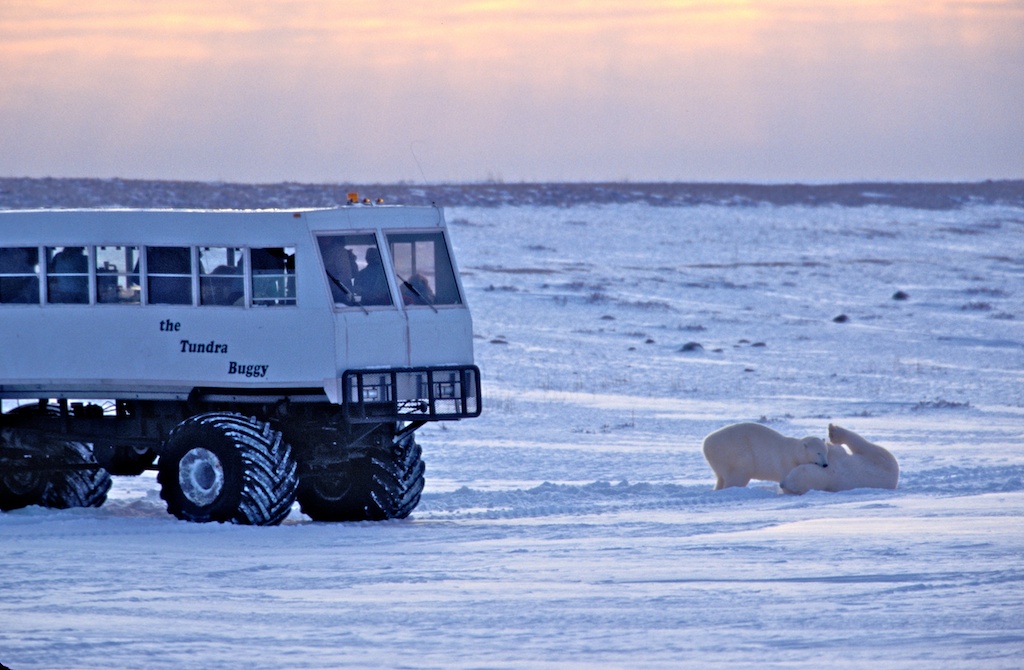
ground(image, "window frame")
xmin=94 ymin=245 xmax=141 ymax=305
xmin=45 ymin=245 xmax=92 ymax=305
xmin=198 ymin=245 xmax=245 ymax=308
xmin=314 ymin=230 xmax=396 ymax=310
xmin=385 ymin=229 xmax=463 ymax=308
xmin=249 ymin=245 xmax=298 ymax=308
xmin=0 ymin=246 xmax=43 ymax=305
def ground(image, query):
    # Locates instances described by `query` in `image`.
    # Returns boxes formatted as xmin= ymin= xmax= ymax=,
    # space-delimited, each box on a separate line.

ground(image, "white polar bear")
xmin=780 ymin=424 xmax=899 ymax=495
xmin=702 ymin=422 xmax=829 ymax=490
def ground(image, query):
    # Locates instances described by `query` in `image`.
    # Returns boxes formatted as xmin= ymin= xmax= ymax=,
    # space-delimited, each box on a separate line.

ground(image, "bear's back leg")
xmin=716 ymin=470 xmax=752 ymax=489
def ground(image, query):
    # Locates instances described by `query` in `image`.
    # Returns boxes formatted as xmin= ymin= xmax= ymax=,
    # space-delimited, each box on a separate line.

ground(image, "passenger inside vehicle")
xmin=317 ymin=234 xmax=393 ymax=307
xmin=201 ymin=265 xmax=244 ymax=306
xmin=354 ymin=248 xmax=391 ymax=306
xmin=0 ymin=247 xmax=39 ymax=304
xmin=47 ymin=246 xmax=89 ymax=304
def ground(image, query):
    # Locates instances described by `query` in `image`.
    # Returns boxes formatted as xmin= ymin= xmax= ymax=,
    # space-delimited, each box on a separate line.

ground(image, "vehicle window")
xmin=0 ymin=247 xmax=40 ymax=304
xmin=95 ymin=246 xmax=140 ymax=304
xmin=200 ymin=246 xmax=243 ymax=306
xmin=46 ymin=246 xmax=89 ymax=304
xmin=251 ymin=247 xmax=296 ymax=306
xmin=317 ymin=234 xmax=393 ymax=307
xmin=387 ymin=232 xmax=462 ymax=306
xmin=146 ymin=246 xmax=193 ymax=305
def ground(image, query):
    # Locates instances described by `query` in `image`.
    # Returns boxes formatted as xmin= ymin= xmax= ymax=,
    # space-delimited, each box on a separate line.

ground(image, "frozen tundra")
xmin=0 ymin=203 xmax=481 ymax=525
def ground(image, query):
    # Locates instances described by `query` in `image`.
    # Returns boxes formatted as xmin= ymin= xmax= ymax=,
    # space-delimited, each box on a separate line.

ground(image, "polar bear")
xmin=780 ymin=424 xmax=899 ymax=495
xmin=702 ymin=422 xmax=829 ymax=490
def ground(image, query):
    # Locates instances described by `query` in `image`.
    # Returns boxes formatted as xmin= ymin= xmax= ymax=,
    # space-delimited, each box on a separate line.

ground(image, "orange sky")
xmin=1 ymin=0 xmax=1021 ymax=182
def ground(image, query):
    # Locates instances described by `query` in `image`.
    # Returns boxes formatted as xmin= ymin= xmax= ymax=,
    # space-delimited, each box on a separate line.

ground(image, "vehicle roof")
xmin=0 ymin=205 xmax=447 ymax=245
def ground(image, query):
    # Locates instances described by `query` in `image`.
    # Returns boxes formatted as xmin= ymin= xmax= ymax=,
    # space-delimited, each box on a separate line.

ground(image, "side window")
xmin=4 ymin=244 xmax=302 ymax=308
xmin=317 ymin=234 xmax=393 ymax=307
xmin=146 ymin=246 xmax=192 ymax=305
xmin=46 ymin=246 xmax=89 ymax=304
xmin=0 ymin=247 xmax=40 ymax=304
xmin=95 ymin=246 xmax=140 ymax=304
xmin=387 ymin=232 xmax=462 ymax=307
xmin=200 ymin=246 xmax=244 ymax=306
xmin=251 ymin=247 xmax=296 ymax=306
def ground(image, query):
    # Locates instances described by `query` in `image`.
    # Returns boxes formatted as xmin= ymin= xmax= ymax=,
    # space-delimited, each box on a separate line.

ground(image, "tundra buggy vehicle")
xmin=0 ymin=203 xmax=481 ymax=525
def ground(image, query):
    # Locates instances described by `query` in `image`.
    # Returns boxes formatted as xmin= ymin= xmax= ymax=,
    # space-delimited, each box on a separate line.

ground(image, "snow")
xmin=3 ymin=187 xmax=1024 ymax=668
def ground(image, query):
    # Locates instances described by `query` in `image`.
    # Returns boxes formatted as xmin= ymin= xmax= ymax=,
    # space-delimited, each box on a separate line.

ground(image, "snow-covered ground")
xmin=3 ymin=187 xmax=1024 ymax=668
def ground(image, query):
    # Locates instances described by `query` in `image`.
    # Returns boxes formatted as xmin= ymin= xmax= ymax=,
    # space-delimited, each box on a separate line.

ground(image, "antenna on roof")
xmin=409 ymin=141 xmax=429 ymax=184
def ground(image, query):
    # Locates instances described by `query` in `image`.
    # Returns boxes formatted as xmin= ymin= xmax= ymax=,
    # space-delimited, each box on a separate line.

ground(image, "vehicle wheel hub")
xmin=178 ymin=447 xmax=224 ymax=507
xmin=2 ymin=471 xmax=41 ymax=496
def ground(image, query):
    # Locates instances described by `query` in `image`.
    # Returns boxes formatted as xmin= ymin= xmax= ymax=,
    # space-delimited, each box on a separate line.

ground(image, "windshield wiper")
xmin=326 ymin=271 xmax=368 ymax=314
xmin=397 ymin=273 xmax=438 ymax=313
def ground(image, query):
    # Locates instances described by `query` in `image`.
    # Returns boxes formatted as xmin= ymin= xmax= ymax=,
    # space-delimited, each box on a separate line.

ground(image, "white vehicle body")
xmin=0 ymin=204 xmax=480 ymax=525
xmin=0 ymin=205 xmax=476 ymax=408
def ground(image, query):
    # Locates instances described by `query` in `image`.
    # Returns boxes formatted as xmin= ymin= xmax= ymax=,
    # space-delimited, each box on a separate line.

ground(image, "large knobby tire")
xmin=0 ymin=464 xmax=49 ymax=512
xmin=297 ymin=430 xmax=425 ymax=522
xmin=157 ymin=413 xmax=298 ymax=526
xmin=0 ymin=452 xmax=110 ymax=510
xmin=42 ymin=440 xmax=113 ymax=509
xmin=1 ymin=409 xmax=52 ymax=510
xmin=1 ymin=406 xmax=111 ymax=511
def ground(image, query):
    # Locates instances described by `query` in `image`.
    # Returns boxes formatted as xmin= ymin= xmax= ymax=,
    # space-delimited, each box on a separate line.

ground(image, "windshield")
xmin=387 ymin=231 xmax=462 ymax=307
xmin=317 ymin=233 xmax=393 ymax=307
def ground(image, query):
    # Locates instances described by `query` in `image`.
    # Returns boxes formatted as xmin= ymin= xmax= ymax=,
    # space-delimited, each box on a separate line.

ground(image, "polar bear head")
xmin=800 ymin=436 xmax=829 ymax=468
xmin=780 ymin=463 xmax=828 ymax=495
